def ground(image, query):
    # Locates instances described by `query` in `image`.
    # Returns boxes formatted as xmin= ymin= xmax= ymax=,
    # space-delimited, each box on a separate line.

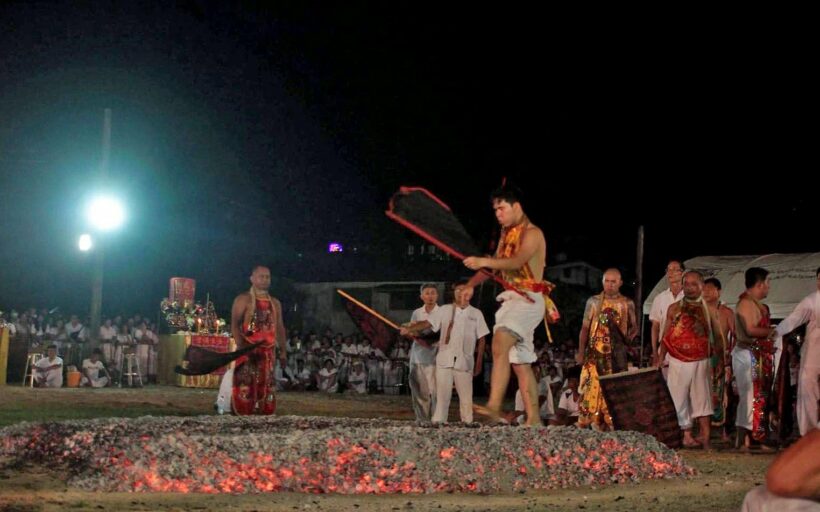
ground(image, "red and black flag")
xmin=338 ymin=290 xmax=400 ymax=354
xmin=174 ymin=343 xmax=257 ymax=376
xmin=385 ymin=187 xmax=531 ymax=301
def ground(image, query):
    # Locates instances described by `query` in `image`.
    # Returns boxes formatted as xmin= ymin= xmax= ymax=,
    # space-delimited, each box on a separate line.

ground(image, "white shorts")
xmin=494 ymin=290 xmax=544 ymax=365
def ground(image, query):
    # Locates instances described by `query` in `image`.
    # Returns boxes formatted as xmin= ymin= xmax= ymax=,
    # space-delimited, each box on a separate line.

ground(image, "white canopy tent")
xmin=643 ymin=253 xmax=820 ymax=319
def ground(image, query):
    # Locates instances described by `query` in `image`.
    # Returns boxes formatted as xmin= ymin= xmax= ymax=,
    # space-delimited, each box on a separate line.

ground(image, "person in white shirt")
xmin=308 ymin=333 xmax=322 ymax=351
xmin=407 ymin=281 xmax=489 ymax=424
xmin=293 ymin=360 xmax=313 ymax=391
xmin=133 ymin=321 xmax=153 ymax=382
xmin=34 ymin=345 xmax=63 ymax=388
xmin=774 ymin=267 xmax=820 ymax=436
xmin=65 ymin=315 xmax=86 ymax=342
xmin=114 ymin=324 xmax=134 ymax=375
xmin=551 ymin=370 xmax=581 ymax=426
xmin=390 ymin=339 xmax=409 ymax=360
xmin=347 ymin=360 xmax=368 ymax=394
xmin=402 ymin=284 xmax=441 ymax=422
xmin=317 ymin=358 xmax=339 ymax=393
xmin=81 ymin=348 xmax=111 ymax=388
xmin=360 ymin=339 xmax=387 ymax=392
xmin=649 ymin=260 xmax=685 ymax=372
xmin=98 ymin=318 xmax=117 ymax=365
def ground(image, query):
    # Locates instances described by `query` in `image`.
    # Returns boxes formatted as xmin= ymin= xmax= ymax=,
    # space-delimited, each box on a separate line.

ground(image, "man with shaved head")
xmin=575 ymin=268 xmax=638 ymax=430
xmin=660 ymin=270 xmax=725 ymax=449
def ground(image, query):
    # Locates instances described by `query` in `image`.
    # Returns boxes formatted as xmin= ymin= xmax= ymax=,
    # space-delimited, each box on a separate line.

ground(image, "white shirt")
xmin=649 ymin=288 xmax=684 ymax=336
xmin=409 ymin=304 xmax=441 ymax=365
xmin=66 ymin=322 xmax=86 ymax=341
xmin=134 ymin=329 xmax=152 ymax=344
xmin=558 ymin=390 xmax=580 ymax=417
xmin=35 ymin=356 xmax=63 ymax=371
xmin=82 ymin=359 xmax=105 ymax=380
xmin=341 ymin=342 xmax=358 ymax=355
xmin=318 ymin=367 xmax=338 ymax=392
xmin=99 ymin=325 xmax=117 ymax=341
xmin=347 ymin=369 xmax=367 ymax=393
xmin=430 ymin=304 xmax=489 ymax=373
xmin=776 ymin=290 xmax=820 ymax=366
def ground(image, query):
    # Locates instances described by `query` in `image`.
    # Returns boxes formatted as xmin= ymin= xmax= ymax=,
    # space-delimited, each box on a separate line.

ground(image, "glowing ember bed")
xmin=1 ymin=416 xmax=693 ymax=494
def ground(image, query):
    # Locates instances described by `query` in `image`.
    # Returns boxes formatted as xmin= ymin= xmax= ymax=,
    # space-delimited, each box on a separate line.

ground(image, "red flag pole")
xmin=336 ymin=289 xmax=400 ymax=330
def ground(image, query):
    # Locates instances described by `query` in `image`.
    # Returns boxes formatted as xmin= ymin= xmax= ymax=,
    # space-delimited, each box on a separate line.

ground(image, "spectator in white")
xmin=551 ymin=370 xmax=581 ymax=426
xmin=402 ymin=283 xmax=441 ymax=422
xmin=274 ymin=358 xmax=294 ymax=391
xmin=293 ymin=360 xmax=313 ymax=391
xmin=317 ymin=358 xmax=338 ymax=393
xmin=329 ymin=340 xmax=342 ymax=365
xmin=42 ymin=319 xmax=57 ymax=345
xmin=341 ymin=336 xmax=357 ymax=356
xmin=34 ymin=345 xmax=63 ymax=388
xmin=14 ymin=313 xmax=32 ymax=347
xmin=362 ymin=339 xmax=386 ymax=392
xmin=286 ymin=335 xmax=301 ymax=369
xmin=649 ymin=260 xmax=685 ymax=372
xmin=53 ymin=319 xmax=68 ymax=351
xmin=133 ymin=321 xmax=153 ymax=381
xmin=65 ymin=315 xmax=86 ymax=342
xmin=774 ymin=267 xmax=820 ymax=436
xmin=408 ymin=281 xmax=488 ymax=424
xmin=99 ymin=318 xmax=117 ymax=365
xmin=81 ymin=348 xmax=111 ymax=388
xmin=547 ymin=365 xmax=564 ymax=399
xmin=347 ymin=360 xmax=368 ymax=394
xmin=114 ymin=324 xmax=134 ymax=374
xmin=1 ymin=311 xmax=17 ymax=336
xmin=64 ymin=315 xmax=86 ymax=367
xmin=390 ymin=339 xmax=409 ymax=360
xmin=308 ymin=333 xmax=321 ymax=351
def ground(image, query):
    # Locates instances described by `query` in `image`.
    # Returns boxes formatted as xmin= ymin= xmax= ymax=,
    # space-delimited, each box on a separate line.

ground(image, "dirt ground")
xmin=0 ymin=386 xmax=775 ymax=511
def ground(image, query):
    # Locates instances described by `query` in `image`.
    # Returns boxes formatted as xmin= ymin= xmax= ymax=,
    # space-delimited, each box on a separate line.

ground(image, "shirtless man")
xmin=464 ymin=184 xmax=548 ymax=426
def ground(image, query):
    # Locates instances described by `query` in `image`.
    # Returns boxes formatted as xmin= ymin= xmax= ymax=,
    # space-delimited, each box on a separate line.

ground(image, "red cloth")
xmin=232 ymin=298 xmax=277 ymax=416
xmin=662 ymin=300 xmax=710 ymax=362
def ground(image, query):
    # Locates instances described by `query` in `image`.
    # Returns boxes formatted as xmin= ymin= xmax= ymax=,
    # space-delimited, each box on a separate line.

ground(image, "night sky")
xmin=0 ymin=2 xmax=814 ymax=318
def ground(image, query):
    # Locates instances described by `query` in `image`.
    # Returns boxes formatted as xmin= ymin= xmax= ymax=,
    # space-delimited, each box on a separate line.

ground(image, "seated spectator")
xmin=347 ymin=360 xmax=368 ymax=394
xmin=550 ymin=371 xmax=581 ymax=426
xmin=293 ymin=360 xmax=314 ymax=391
xmin=81 ymin=348 xmax=111 ymax=388
xmin=317 ymin=358 xmax=339 ymax=393
xmin=34 ymin=345 xmax=63 ymax=388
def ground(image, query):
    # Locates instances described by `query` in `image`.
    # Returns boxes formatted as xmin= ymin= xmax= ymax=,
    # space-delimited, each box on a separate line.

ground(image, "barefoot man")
xmin=463 ymin=184 xmax=549 ymax=426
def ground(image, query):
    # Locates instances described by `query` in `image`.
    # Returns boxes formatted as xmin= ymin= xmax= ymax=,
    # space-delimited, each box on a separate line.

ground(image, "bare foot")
xmin=682 ymin=438 xmax=702 ymax=449
xmin=473 ymin=404 xmax=503 ymax=423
